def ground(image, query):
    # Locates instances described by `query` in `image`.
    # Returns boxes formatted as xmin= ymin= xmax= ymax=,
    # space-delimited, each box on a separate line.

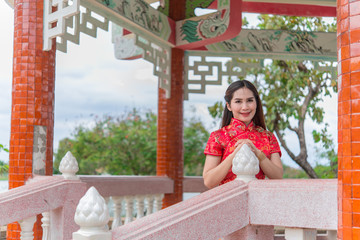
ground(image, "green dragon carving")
xmin=181 ymin=20 xmax=202 ymax=42
xmin=180 ymin=9 xmax=229 ymax=43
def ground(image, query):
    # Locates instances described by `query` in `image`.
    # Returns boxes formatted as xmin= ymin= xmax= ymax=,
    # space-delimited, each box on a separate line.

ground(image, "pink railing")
xmin=110 ymin=179 xmax=337 ymax=240
xmin=112 ymin=179 xmax=249 ymax=239
xmin=0 ymin=174 xmax=337 ymax=240
xmin=248 ymin=179 xmax=337 ymax=230
xmin=0 ymin=174 xmax=182 ymax=239
xmin=78 ymin=175 xmax=174 ymax=197
xmin=0 ymin=176 xmax=87 ymax=239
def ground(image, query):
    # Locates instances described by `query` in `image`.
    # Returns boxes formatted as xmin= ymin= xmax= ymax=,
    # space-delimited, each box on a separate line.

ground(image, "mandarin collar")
xmin=230 ymin=118 xmax=255 ymax=131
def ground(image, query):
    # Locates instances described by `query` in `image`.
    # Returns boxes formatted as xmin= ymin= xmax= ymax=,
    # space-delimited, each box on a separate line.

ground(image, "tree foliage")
xmin=54 ymin=109 xmax=209 ymax=176
xmin=0 ymin=144 xmax=9 ymax=176
xmin=209 ymin=15 xmax=337 ymax=178
xmin=184 ymin=116 xmax=211 ymax=175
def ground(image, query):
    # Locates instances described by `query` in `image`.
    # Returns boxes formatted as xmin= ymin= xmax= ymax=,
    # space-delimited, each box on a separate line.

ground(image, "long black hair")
xmin=221 ymin=80 xmax=266 ymax=129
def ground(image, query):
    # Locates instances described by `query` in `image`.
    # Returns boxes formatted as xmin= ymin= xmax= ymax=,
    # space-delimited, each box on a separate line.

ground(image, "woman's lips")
xmin=241 ymin=112 xmax=251 ymax=117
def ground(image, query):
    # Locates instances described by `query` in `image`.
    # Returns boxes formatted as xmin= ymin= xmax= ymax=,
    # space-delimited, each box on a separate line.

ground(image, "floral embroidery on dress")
xmin=204 ymin=118 xmax=281 ymax=185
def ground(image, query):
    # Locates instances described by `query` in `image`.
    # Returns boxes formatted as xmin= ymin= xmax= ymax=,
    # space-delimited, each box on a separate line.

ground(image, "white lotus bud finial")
xmin=73 ymin=187 xmax=111 ymax=240
xmin=232 ymin=144 xmax=259 ymax=183
xmin=59 ymin=151 xmax=79 ymax=180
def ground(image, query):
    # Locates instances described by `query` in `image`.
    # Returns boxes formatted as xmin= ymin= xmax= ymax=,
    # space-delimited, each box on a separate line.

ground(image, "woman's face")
xmin=226 ymin=87 xmax=257 ymax=126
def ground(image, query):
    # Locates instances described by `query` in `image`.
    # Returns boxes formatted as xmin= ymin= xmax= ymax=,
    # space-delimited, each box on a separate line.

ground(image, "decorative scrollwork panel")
xmin=136 ymin=36 xmax=172 ymax=98
xmin=185 ymin=54 xmax=262 ymax=100
xmin=56 ymin=5 xmax=109 ymax=53
xmin=43 ymin=0 xmax=80 ymax=51
xmin=184 ymin=52 xmax=337 ymax=100
xmin=43 ymin=0 xmax=172 ymax=97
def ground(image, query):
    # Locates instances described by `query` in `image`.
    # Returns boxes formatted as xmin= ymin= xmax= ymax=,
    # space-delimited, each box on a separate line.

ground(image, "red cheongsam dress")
xmin=204 ymin=118 xmax=282 ymax=185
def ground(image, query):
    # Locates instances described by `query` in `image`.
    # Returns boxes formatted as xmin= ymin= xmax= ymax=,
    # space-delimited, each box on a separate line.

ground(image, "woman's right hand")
xmin=232 ymin=139 xmax=248 ymax=156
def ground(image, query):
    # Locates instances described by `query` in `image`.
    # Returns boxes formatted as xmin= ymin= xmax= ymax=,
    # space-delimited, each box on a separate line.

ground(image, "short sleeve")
xmin=269 ymin=132 xmax=282 ymax=157
xmin=204 ymin=131 xmax=223 ymax=156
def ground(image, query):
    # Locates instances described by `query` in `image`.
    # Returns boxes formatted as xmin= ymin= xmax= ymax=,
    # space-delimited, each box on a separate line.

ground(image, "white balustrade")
xmin=136 ymin=195 xmax=145 ymax=219
xmin=327 ymin=230 xmax=337 ymax=240
xmin=104 ymin=197 xmax=110 ymax=231
xmin=19 ymin=216 xmax=37 ymax=240
xmin=284 ymin=228 xmax=317 ymax=240
xmin=274 ymin=227 xmax=338 ymax=240
xmin=145 ymin=195 xmax=154 ymax=215
xmin=154 ymin=194 xmax=164 ymax=212
xmin=73 ymin=187 xmax=111 ymax=240
xmin=232 ymin=144 xmax=259 ymax=182
xmin=107 ymin=193 xmax=164 ymax=229
xmin=111 ymin=196 xmax=123 ymax=229
xmin=59 ymin=151 xmax=79 ymax=180
xmin=124 ymin=196 xmax=134 ymax=224
xmin=41 ymin=212 xmax=50 ymax=240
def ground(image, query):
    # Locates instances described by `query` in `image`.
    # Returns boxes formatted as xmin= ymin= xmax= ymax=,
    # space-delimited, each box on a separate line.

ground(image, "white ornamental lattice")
xmin=43 ymin=3 xmax=172 ymax=98
xmin=43 ymin=0 xmax=80 ymax=51
xmin=184 ymin=53 xmax=338 ymax=100
xmin=184 ymin=54 xmax=262 ymax=100
xmin=56 ymin=5 xmax=109 ymax=53
xmin=43 ymin=0 xmax=109 ymax=52
xmin=135 ymin=35 xmax=172 ymax=98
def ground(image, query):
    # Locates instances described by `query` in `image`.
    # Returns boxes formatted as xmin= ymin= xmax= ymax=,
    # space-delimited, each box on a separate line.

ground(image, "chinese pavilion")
xmin=3 ymin=0 xmax=357 ymax=239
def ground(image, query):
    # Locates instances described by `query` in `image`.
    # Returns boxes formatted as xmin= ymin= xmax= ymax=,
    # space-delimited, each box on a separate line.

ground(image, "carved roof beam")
xmin=243 ymin=0 xmax=336 ymax=7
xmin=184 ymin=27 xmax=337 ymax=100
xmin=206 ymin=0 xmax=335 ymax=17
xmin=242 ymin=2 xmax=335 ymax=17
xmin=43 ymin=0 xmax=175 ymax=52
xmin=204 ymin=29 xmax=337 ymax=62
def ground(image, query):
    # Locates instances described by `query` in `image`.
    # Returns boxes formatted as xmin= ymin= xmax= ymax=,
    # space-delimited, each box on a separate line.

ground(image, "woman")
xmin=203 ymin=80 xmax=283 ymax=189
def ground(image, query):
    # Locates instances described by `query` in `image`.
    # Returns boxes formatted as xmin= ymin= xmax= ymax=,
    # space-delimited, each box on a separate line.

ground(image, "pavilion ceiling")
xmin=43 ymin=0 xmax=336 ymax=56
xmin=41 ymin=0 xmax=337 ymax=98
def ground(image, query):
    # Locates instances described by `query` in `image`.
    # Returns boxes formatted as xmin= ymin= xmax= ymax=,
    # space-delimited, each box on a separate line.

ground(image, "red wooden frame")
xmin=243 ymin=2 xmax=336 ymax=17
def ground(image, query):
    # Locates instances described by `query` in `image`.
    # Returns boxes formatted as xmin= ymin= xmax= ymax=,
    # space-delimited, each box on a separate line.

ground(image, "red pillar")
xmin=156 ymin=0 xmax=186 ymax=208
xmin=157 ymin=48 xmax=185 ymax=207
xmin=7 ymin=0 xmax=56 ymax=238
xmin=337 ymin=0 xmax=360 ymax=239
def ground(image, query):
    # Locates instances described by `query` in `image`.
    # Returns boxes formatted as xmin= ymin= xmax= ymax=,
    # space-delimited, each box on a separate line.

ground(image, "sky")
xmin=0 ymin=1 xmax=338 ymax=169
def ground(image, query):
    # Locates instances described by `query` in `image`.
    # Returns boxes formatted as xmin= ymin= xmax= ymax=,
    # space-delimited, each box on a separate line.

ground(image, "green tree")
xmin=184 ymin=116 xmax=210 ymax=175
xmin=209 ymin=16 xmax=337 ymax=178
xmin=0 ymin=144 xmax=9 ymax=154
xmin=54 ymin=109 xmax=209 ymax=176
xmin=0 ymin=144 xmax=9 ymax=176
